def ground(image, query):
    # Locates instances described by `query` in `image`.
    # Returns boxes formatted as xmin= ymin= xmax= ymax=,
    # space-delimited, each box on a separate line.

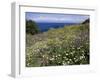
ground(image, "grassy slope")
xmin=26 ymin=23 xmax=89 ymax=67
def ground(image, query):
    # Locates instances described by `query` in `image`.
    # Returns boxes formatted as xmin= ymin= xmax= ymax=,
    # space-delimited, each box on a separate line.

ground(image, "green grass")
xmin=26 ymin=23 xmax=89 ymax=67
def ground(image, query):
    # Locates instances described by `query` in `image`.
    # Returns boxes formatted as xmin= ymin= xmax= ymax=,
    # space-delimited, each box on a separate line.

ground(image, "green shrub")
xmin=26 ymin=20 xmax=40 ymax=35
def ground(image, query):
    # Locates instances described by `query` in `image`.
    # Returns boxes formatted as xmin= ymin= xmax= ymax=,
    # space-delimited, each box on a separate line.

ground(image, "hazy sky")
xmin=26 ymin=12 xmax=89 ymax=23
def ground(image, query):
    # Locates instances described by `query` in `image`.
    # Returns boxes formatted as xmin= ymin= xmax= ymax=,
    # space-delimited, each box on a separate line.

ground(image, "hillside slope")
xmin=26 ymin=23 xmax=89 ymax=67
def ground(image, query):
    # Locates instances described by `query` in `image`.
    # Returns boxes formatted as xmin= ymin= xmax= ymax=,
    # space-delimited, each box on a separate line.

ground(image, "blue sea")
xmin=37 ymin=23 xmax=77 ymax=32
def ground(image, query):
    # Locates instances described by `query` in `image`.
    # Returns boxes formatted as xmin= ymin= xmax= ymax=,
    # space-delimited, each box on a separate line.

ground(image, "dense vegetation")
xmin=26 ymin=20 xmax=40 ymax=35
xmin=82 ymin=18 xmax=89 ymax=24
xmin=26 ymin=21 xmax=89 ymax=67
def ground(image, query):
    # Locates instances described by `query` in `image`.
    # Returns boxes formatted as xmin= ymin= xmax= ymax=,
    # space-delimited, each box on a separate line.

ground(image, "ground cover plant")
xmin=26 ymin=19 xmax=89 ymax=67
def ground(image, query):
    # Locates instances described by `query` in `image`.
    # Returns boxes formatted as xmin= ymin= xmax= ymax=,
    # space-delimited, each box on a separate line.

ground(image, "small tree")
xmin=26 ymin=20 xmax=40 ymax=35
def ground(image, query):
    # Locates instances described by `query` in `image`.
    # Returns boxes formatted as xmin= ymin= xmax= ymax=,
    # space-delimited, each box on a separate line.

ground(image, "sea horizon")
xmin=36 ymin=22 xmax=79 ymax=32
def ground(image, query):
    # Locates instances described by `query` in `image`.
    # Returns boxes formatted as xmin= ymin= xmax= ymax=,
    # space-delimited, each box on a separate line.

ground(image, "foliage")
xmin=26 ymin=23 xmax=89 ymax=67
xmin=26 ymin=20 xmax=40 ymax=35
xmin=82 ymin=18 xmax=90 ymax=24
